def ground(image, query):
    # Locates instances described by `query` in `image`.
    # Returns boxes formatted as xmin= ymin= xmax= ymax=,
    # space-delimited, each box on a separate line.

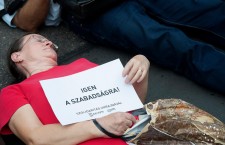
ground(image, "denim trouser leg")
xmin=65 ymin=0 xmax=225 ymax=94
xmin=138 ymin=0 xmax=225 ymax=48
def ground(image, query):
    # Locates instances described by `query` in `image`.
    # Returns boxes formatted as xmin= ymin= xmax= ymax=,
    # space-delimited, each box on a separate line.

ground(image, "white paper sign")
xmin=40 ymin=59 xmax=143 ymax=125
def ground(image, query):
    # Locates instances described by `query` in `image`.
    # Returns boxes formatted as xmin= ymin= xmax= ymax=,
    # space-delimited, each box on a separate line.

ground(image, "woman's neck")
xmin=29 ymin=67 xmax=53 ymax=75
xmin=24 ymin=60 xmax=58 ymax=77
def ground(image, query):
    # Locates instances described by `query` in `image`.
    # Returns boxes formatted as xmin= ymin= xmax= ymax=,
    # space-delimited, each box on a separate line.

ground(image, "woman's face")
xmin=18 ymin=34 xmax=58 ymax=63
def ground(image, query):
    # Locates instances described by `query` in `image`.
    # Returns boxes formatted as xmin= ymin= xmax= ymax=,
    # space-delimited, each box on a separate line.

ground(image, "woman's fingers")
xmin=97 ymin=112 xmax=136 ymax=137
xmin=123 ymin=55 xmax=150 ymax=84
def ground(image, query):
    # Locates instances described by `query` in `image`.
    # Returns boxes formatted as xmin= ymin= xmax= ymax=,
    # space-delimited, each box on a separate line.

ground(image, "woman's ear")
xmin=11 ymin=52 xmax=22 ymax=63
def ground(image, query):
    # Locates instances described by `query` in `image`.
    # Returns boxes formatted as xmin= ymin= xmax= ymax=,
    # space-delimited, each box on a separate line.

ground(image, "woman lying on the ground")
xmin=0 ymin=34 xmax=150 ymax=145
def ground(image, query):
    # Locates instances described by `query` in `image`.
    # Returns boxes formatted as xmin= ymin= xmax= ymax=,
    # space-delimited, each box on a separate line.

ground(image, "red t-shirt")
xmin=0 ymin=58 xmax=127 ymax=145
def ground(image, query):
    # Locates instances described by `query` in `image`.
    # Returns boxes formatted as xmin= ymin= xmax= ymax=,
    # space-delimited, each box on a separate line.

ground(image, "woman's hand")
xmin=122 ymin=54 xmax=150 ymax=103
xmin=122 ymin=55 xmax=150 ymax=84
xmin=96 ymin=112 xmax=136 ymax=137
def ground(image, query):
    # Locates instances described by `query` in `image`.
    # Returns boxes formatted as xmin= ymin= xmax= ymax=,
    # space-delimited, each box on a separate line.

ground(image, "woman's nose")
xmin=44 ymin=40 xmax=53 ymax=46
xmin=43 ymin=40 xmax=58 ymax=51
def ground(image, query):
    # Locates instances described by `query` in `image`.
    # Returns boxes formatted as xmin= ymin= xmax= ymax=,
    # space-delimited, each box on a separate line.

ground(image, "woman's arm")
xmin=122 ymin=55 xmax=150 ymax=103
xmin=9 ymin=104 xmax=136 ymax=145
xmin=9 ymin=104 xmax=104 ymax=145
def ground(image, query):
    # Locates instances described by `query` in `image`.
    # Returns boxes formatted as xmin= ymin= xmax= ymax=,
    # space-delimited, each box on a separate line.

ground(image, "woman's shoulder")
xmin=0 ymin=83 xmax=24 ymax=99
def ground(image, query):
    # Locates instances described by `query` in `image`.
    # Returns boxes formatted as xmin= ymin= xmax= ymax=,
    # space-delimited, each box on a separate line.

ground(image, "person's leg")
xmin=139 ymin=0 xmax=225 ymax=48
xmin=64 ymin=0 xmax=225 ymax=94
xmin=12 ymin=0 xmax=50 ymax=32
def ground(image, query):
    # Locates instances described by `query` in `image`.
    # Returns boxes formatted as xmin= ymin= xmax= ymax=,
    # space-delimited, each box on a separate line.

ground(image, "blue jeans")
xmin=64 ymin=0 xmax=225 ymax=95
